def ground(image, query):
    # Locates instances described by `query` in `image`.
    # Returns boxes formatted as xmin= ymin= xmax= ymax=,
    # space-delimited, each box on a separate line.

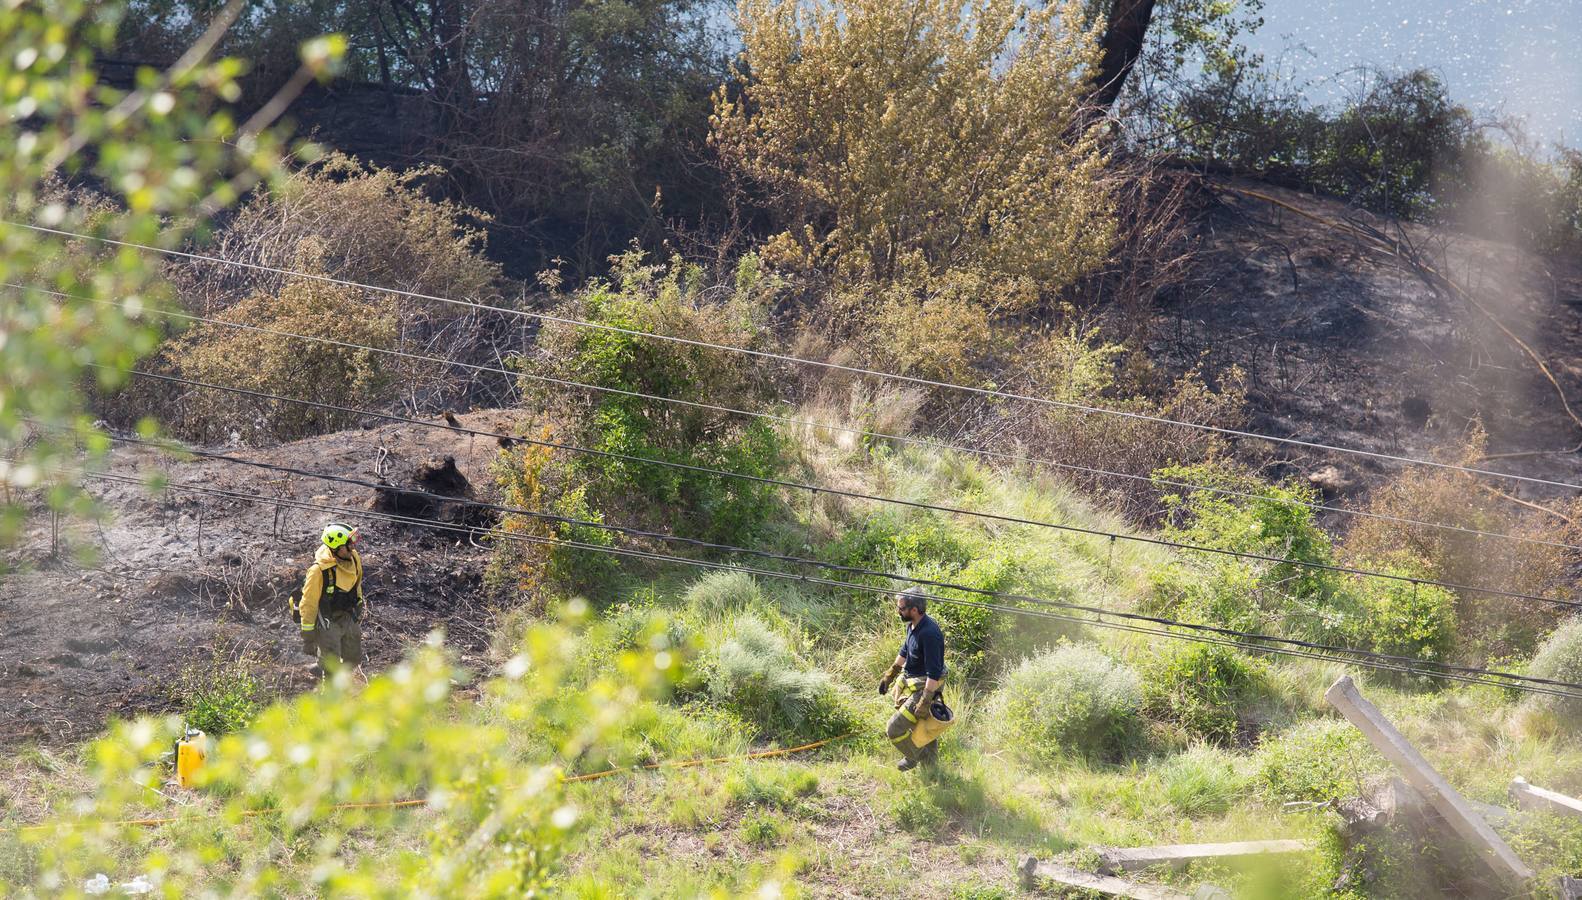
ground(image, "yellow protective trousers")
xmin=885 ymin=677 xmax=951 ymax=764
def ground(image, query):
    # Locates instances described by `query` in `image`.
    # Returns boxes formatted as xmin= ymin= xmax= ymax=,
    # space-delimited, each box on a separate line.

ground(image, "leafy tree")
xmin=1085 ymin=0 xmax=1268 ymax=111
xmin=120 ymin=0 xmax=736 ymax=271
xmin=0 ymin=0 xmax=339 ymax=555
xmin=712 ymin=0 xmax=1116 ymax=300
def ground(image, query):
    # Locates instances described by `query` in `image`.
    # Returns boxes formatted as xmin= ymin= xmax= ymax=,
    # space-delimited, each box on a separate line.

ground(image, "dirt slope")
xmin=1 ymin=411 xmax=514 ymax=746
xmin=1155 ymin=178 xmax=1582 ymax=497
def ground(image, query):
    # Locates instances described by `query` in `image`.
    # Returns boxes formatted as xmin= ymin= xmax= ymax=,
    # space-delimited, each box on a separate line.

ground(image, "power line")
xmin=74 ymin=427 xmax=1582 ymax=688
xmin=74 ymin=467 xmax=1582 ymax=700
xmin=85 ymin=371 xmax=1582 ymax=610
xmin=18 ymin=279 xmax=1576 ymax=554
xmin=12 ymin=220 xmax=1582 ymax=493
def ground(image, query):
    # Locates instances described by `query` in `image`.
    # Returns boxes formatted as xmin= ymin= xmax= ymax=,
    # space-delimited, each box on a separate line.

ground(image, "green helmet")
xmin=321 ymin=522 xmax=357 ymax=549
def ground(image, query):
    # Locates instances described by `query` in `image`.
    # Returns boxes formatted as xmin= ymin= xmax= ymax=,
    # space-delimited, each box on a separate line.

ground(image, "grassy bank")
xmin=7 ymin=415 xmax=1582 ymax=898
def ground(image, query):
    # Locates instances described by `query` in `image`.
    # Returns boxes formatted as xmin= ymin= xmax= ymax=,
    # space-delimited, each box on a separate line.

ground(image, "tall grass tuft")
xmin=706 ymin=615 xmax=857 ymax=742
xmin=983 ymin=644 xmax=1143 ymax=764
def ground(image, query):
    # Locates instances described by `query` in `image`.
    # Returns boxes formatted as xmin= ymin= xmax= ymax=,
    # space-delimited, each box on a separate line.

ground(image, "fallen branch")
xmin=1474 ymin=483 xmax=1575 ymax=525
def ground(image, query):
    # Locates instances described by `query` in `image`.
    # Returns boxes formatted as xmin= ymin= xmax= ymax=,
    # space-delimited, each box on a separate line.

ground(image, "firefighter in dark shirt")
xmin=878 ymin=588 xmax=947 ymax=771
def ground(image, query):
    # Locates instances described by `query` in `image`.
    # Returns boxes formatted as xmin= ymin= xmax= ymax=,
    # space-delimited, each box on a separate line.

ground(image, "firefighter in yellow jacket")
xmin=298 ymin=522 xmax=368 ymax=672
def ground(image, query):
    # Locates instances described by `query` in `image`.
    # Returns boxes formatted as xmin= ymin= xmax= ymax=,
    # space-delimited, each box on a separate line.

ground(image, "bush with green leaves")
xmin=739 ymin=814 xmax=785 ymax=847
xmin=171 ymin=649 xmax=264 ymax=736
xmin=887 ymin=788 xmax=947 ymax=835
xmin=1254 ymin=718 xmax=1383 ymax=804
xmin=683 ymin=569 xmax=768 ymax=618
xmin=524 ymin=251 xmax=785 ymax=547
xmin=8 ymin=615 xmax=691 ymax=897
xmin=1526 ymin=618 xmax=1582 ymax=724
xmin=1152 ymin=464 xmax=1356 ymax=643
xmin=704 ymin=615 xmax=857 ymax=743
xmin=1347 ymin=556 xmax=1458 ymax=664
xmin=984 ymin=644 xmax=1143 ymax=764
xmin=1143 ymin=644 xmax=1271 ymax=745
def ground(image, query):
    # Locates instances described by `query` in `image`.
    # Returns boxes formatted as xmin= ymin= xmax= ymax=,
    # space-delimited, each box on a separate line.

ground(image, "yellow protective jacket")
xmin=299 ymin=545 xmax=366 ymax=632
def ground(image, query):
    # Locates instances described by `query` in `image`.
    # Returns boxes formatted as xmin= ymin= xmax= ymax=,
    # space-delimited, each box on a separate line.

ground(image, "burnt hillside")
xmin=1155 ymin=178 xmax=1582 ymax=501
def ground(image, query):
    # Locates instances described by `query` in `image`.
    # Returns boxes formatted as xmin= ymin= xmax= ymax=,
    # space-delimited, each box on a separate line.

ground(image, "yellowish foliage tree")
xmin=712 ymin=0 xmax=1118 ymax=301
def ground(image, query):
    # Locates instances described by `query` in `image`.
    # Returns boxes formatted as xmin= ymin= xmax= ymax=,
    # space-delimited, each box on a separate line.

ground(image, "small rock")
xmin=1308 ymin=465 xmax=1354 ymax=498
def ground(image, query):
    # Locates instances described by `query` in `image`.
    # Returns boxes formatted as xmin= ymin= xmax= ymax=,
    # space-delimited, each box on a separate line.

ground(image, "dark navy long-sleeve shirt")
xmin=899 ymin=614 xmax=946 ymax=681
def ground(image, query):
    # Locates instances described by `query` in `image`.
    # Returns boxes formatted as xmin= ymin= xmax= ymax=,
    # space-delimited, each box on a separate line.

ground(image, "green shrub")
xmin=1156 ymin=745 xmax=1248 ymax=816
xmin=683 ymin=570 xmax=766 ymax=617
xmin=566 ymin=602 xmax=697 ymax=688
xmin=911 ymin=554 xmax=1019 ymax=680
xmin=949 ymin=883 xmax=1013 ymax=900
xmin=985 ymin=645 xmax=1143 ymax=764
xmin=172 ymin=649 xmax=264 ymax=736
xmin=1349 ymin=558 xmax=1457 ymax=663
xmin=1526 ymin=618 xmax=1582 ymax=724
xmin=705 ymin=616 xmax=856 ymax=743
xmin=739 ymin=814 xmax=784 ymax=847
xmin=828 ymin=512 xmax=1025 ymax=679
xmin=15 ymin=616 xmax=685 ymax=896
xmin=1143 ymin=645 xmax=1271 ymax=745
xmin=724 ymin=767 xmax=819 ymax=811
xmin=1156 ymin=464 xmax=1341 ymax=600
xmin=526 ymin=252 xmax=785 ymax=546
xmin=1255 ymin=718 xmax=1382 ymax=804
xmin=489 ymin=434 xmax=621 ymax=602
xmin=1152 ymin=464 xmax=1357 ymax=643
xmin=825 ymin=511 xmax=973 ymax=574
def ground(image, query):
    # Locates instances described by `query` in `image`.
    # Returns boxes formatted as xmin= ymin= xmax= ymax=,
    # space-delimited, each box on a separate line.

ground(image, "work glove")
xmin=878 ymin=664 xmax=901 ymax=697
xmin=352 ymin=601 xmax=366 ymax=622
xmin=910 ymin=689 xmax=937 ymax=718
xmin=300 ymin=629 xmax=319 ymax=657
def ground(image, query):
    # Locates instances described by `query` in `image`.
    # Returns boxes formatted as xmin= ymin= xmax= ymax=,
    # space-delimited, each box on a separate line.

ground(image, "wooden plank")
xmin=1099 ymin=839 xmax=1310 ymax=874
xmin=1018 ymin=858 xmax=1190 ymax=899
xmin=1510 ymin=776 xmax=1582 ymax=821
xmin=1325 ymin=676 xmax=1534 ymax=885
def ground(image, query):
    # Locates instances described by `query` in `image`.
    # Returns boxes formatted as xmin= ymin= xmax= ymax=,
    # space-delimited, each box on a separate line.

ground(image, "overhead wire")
xmin=11 ymin=220 xmax=1582 ymax=493
xmin=17 ymin=280 xmax=1578 ymax=554
xmin=66 ymin=433 xmax=1582 ymax=693
xmin=77 ymin=370 xmax=1582 ymax=611
xmin=73 ymin=467 xmax=1582 ymax=700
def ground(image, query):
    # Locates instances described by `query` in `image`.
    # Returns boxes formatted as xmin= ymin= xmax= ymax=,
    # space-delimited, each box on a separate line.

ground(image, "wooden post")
xmin=1325 ymin=676 xmax=1533 ymax=885
xmin=1099 ymin=840 xmax=1310 ymax=874
xmin=1510 ymin=776 xmax=1582 ymax=821
xmin=1018 ymin=858 xmax=1192 ymax=899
